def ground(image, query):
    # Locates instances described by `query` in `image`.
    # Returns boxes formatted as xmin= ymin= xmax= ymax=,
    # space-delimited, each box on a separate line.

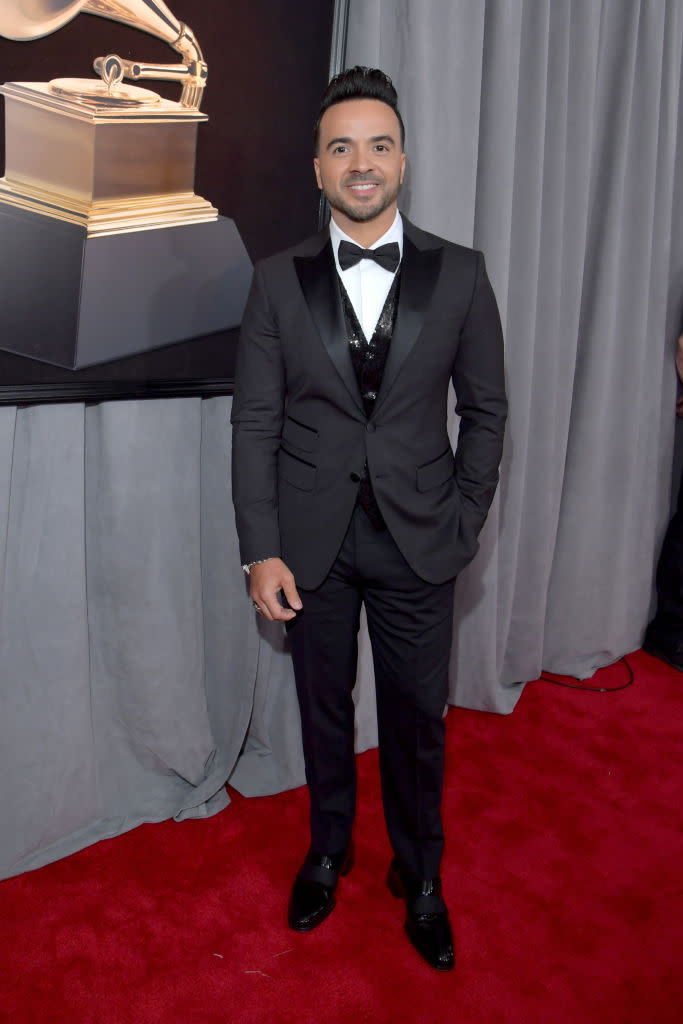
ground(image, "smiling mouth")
xmin=348 ymin=182 xmax=379 ymax=192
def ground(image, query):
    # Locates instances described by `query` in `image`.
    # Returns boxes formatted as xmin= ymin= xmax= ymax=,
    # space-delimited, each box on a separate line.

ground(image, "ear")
xmin=399 ymin=152 xmax=406 ymax=185
xmin=313 ymin=157 xmax=322 ymax=190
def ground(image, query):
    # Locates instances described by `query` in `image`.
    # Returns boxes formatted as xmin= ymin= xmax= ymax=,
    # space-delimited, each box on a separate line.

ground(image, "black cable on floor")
xmin=539 ymin=654 xmax=635 ymax=693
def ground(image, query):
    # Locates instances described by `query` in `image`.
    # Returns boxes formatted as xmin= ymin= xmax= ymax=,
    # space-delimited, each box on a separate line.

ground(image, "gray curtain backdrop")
xmin=0 ymin=399 xmax=258 ymax=879
xmin=346 ymin=0 xmax=683 ymax=707
xmin=2 ymin=0 xmax=683 ymax=878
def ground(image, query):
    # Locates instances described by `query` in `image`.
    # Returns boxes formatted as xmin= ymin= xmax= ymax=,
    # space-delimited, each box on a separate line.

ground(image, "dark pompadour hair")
xmin=313 ymin=66 xmax=405 ymax=153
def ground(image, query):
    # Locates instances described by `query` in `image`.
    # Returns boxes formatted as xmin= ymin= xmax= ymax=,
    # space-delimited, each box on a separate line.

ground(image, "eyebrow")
xmin=325 ymin=134 xmax=396 ymax=151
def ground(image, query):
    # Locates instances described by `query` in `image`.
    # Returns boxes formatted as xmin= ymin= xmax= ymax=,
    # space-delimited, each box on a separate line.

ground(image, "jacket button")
xmin=366 ymin=422 xmax=376 ymax=433
xmin=350 ymin=472 xmax=361 ymax=483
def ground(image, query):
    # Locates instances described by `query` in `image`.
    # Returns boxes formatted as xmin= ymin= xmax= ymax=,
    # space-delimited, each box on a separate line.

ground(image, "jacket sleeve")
xmin=231 ymin=261 xmax=285 ymax=565
xmin=451 ymin=251 xmax=507 ymax=560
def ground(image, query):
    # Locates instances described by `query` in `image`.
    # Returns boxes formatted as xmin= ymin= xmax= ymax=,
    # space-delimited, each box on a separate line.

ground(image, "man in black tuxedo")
xmin=231 ymin=67 xmax=506 ymax=971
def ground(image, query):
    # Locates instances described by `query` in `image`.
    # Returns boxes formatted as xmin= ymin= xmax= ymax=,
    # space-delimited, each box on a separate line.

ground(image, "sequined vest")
xmin=338 ymin=273 xmax=401 ymax=527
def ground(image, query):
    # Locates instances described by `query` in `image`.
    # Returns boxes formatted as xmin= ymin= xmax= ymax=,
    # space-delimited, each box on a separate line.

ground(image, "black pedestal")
xmin=0 ymin=205 xmax=252 ymax=369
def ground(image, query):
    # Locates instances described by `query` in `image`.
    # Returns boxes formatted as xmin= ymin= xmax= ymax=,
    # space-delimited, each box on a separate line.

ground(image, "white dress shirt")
xmin=329 ymin=211 xmax=403 ymax=340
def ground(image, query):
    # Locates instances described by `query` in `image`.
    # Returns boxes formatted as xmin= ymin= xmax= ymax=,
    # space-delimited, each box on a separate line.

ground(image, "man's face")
xmin=314 ymin=98 xmax=406 ymax=235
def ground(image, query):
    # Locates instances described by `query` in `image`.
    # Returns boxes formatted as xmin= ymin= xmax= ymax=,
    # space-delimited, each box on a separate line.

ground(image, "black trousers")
xmin=287 ymin=505 xmax=456 ymax=880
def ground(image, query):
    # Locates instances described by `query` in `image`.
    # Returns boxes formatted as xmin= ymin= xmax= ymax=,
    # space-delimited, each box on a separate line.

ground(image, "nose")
xmin=350 ymin=145 xmax=375 ymax=174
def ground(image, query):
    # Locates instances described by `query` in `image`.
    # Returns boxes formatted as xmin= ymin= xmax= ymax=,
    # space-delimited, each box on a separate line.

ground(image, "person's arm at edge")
xmin=450 ymin=250 xmax=508 ymax=563
xmin=231 ymin=262 xmax=302 ymax=621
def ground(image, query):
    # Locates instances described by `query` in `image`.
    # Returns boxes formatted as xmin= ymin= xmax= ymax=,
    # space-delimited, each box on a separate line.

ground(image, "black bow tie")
xmin=337 ymin=240 xmax=401 ymax=273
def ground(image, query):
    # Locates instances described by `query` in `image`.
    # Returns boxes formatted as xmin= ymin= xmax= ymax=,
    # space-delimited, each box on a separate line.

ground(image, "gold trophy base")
xmin=0 ymin=81 xmax=216 ymax=236
xmin=0 ymin=179 xmax=217 ymax=237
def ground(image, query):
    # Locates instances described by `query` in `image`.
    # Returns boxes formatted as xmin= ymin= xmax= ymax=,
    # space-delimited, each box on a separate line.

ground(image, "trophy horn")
xmin=0 ymin=0 xmax=205 ymax=108
xmin=0 ymin=1 xmax=87 ymax=40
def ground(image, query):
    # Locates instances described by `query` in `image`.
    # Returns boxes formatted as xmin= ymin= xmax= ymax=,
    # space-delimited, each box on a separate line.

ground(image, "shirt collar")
xmin=330 ymin=210 xmax=404 ymax=266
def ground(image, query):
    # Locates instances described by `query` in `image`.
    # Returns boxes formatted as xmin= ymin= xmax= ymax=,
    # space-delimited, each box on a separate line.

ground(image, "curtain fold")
xmin=0 ymin=405 xmax=95 ymax=872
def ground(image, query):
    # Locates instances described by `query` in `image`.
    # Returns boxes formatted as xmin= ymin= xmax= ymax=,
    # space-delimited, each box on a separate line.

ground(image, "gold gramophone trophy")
xmin=0 ymin=0 xmax=252 ymax=369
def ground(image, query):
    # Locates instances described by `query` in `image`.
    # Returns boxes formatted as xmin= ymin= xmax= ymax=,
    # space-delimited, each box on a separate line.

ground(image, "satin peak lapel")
xmin=294 ymin=241 xmax=363 ymax=412
xmin=375 ymin=235 xmax=443 ymax=413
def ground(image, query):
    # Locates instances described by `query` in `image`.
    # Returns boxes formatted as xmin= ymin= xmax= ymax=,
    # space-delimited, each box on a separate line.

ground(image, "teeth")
xmin=350 ymin=184 xmax=376 ymax=191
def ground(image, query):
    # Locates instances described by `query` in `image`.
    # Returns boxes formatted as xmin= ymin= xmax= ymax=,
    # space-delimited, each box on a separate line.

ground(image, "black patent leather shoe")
xmin=288 ymin=843 xmax=354 ymax=932
xmin=387 ymin=859 xmax=455 ymax=971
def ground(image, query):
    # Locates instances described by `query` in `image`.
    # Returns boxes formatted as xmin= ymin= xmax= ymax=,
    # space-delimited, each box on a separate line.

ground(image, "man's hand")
xmin=250 ymin=558 xmax=303 ymax=622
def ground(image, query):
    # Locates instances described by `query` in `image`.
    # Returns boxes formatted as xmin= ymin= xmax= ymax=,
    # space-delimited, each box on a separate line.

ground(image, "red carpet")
xmin=2 ymin=649 xmax=682 ymax=1023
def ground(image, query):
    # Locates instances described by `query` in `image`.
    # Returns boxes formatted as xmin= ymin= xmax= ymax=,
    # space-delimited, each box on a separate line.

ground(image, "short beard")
xmin=326 ymin=181 xmax=400 ymax=224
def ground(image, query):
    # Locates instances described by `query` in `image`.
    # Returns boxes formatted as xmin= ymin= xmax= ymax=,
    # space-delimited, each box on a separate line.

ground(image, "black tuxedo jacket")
xmin=231 ymin=217 xmax=507 ymax=590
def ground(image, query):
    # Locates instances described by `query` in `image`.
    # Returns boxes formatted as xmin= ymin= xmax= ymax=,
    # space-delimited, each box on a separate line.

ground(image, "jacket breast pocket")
xmin=282 ymin=415 xmax=319 ymax=453
xmin=278 ymin=448 xmax=316 ymax=492
xmin=416 ymin=448 xmax=454 ymax=492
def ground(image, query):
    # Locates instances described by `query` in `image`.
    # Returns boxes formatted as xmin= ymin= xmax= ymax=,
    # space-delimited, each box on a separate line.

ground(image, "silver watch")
xmin=241 ymin=557 xmax=276 ymax=575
